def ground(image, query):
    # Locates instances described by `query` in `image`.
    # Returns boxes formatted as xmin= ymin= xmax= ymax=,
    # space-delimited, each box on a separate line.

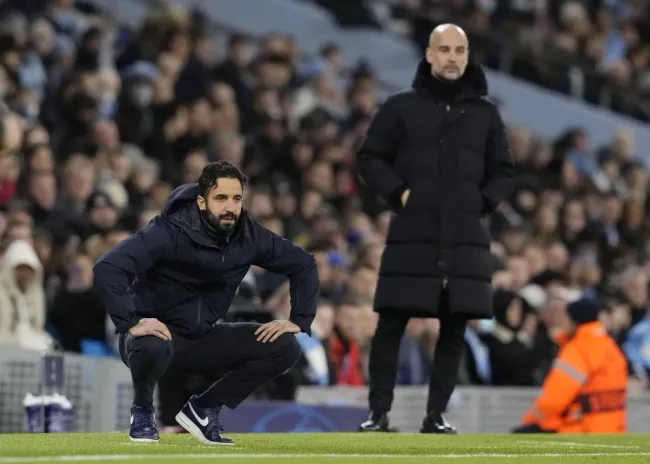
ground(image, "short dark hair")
xmin=198 ymin=161 xmax=249 ymax=198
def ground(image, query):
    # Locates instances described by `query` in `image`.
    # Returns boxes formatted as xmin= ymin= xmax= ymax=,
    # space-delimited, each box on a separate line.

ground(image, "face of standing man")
xmin=426 ymin=24 xmax=469 ymax=82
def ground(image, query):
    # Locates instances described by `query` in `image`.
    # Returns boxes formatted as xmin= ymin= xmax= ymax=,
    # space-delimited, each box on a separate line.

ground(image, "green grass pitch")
xmin=0 ymin=432 xmax=648 ymax=463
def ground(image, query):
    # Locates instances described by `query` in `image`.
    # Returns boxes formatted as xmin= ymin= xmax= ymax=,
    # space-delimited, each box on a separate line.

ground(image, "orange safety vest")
xmin=521 ymin=321 xmax=628 ymax=433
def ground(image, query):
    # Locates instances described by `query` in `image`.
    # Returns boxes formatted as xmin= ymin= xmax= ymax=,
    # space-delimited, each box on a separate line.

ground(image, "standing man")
xmin=356 ymin=24 xmax=514 ymax=433
xmin=93 ymin=160 xmax=319 ymax=445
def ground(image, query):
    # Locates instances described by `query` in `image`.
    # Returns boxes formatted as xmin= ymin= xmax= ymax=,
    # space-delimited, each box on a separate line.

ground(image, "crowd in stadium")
xmin=0 ymin=0 xmax=649 ymax=411
xmin=319 ymin=0 xmax=650 ymax=121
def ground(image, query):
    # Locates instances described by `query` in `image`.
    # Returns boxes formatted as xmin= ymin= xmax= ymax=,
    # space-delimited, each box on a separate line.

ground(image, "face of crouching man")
xmin=197 ymin=177 xmax=243 ymax=233
xmin=426 ymin=24 xmax=469 ymax=82
xmin=197 ymin=154 xmax=249 ymax=235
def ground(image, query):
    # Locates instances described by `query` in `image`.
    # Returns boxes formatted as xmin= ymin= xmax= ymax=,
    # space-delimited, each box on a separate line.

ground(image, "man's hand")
xmin=255 ymin=320 xmax=301 ymax=343
xmin=401 ymin=189 xmax=410 ymax=206
xmin=128 ymin=318 xmax=172 ymax=341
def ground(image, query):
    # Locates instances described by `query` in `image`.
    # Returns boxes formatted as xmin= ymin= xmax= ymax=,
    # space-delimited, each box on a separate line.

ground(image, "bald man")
xmin=356 ymin=24 xmax=514 ymax=433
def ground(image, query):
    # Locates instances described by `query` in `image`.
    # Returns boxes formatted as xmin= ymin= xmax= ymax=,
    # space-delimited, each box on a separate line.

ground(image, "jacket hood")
xmin=3 ymin=240 xmax=42 ymax=272
xmin=161 ymin=183 xmax=201 ymax=219
xmin=1 ymin=240 xmax=43 ymax=293
xmin=411 ymin=59 xmax=488 ymax=98
xmin=161 ymin=183 xmax=248 ymax=247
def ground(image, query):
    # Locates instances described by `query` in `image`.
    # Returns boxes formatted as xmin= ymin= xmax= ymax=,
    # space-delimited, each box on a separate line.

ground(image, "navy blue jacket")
xmin=93 ymin=183 xmax=319 ymax=339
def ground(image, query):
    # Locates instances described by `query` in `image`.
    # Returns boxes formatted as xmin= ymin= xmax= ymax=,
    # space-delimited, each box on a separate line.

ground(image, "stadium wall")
xmin=1 ymin=346 xmax=649 ymax=433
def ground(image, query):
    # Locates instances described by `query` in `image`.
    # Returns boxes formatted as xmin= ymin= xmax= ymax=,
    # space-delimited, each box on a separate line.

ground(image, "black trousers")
xmin=119 ymin=322 xmax=302 ymax=410
xmin=368 ymin=289 xmax=467 ymax=416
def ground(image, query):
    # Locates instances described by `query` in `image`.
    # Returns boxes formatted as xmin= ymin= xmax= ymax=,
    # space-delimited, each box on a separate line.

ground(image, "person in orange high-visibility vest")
xmin=513 ymin=298 xmax=628 ymax=434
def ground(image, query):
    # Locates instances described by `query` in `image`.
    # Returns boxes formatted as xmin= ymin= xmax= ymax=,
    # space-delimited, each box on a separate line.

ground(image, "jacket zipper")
xmin=221 ymin=236 xmax=229 ymax=262
xmin=440 ymin=103 xmax=450 ymax=289
xmin=420 ymin=93 xmax=474 ymax=289
xmin=196 ymin=298 xmax=202 ymax=331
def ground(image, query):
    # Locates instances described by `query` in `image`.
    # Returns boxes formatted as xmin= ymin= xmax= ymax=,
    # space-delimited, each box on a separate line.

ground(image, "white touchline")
xmin=516 ymin=440 xmax=640 ymax=449
xmin=1 ymin=453 xmax=650 ymax=462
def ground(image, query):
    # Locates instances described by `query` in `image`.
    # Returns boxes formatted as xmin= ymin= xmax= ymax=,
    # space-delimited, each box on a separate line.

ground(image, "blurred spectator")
xmin=294 ymin=300 xmax=337 ymax=386
xmin=0 ymin=240 xmax=52 ymax=350
xmin=396 ymin=318 xmax=435 ymax=386
xmin=480 ymin=289 xmax=540 ymax=386
xmin=329 ymin=299 xmax=365 ymax=386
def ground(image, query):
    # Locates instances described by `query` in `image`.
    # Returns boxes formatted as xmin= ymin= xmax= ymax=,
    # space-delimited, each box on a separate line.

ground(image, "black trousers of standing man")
xmin=118 ymin=322 xmax=302 ymax=411
xmin=368 ymin=288 xmax=467 ymax=420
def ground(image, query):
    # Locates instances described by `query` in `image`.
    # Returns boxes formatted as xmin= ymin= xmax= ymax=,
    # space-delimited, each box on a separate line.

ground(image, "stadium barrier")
xmin=1 ymin=346 xmax=650 ymax=433
xmin=0 ymin=346 xmax=133 ymax=433
xmin=297 ymin=385 xmax=650 ymax=433
xmin=220 ymin=402 xmax=368 ymax=432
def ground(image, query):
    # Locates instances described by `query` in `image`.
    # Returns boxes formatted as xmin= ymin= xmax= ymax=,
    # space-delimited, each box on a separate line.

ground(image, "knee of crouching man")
xmin=277 ymin=332 xmax=302 ymax=370
xmin=133 ymin=335 xmax=173 ymax=360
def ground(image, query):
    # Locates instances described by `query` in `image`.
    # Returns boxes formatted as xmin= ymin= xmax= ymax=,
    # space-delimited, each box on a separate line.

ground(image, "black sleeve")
xmin=356 ymin=94 xmax=407 ymax=210
xmin=252 ymin=222 xmax=319 ymax=335
xmin=93 ymin=217 xmax=176 ymax=334
xmin=480 ymin=106 xmax=515 ymax=214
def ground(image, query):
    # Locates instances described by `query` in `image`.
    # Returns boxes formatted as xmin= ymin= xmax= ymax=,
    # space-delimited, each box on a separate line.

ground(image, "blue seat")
xmin=81 ymin=340 xmax=113 ymax=357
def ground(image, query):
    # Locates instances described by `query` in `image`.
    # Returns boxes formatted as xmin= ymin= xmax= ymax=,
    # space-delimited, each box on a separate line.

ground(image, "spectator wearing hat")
xmin=478 ymin=289 xmax=541 ymax=386
xmin=114 ymin=60 xmax=159 ymax=147
xmin=0 ymin=239 xmax=53 ymax=351
xmin=77 ymin=190 xmax=119 ymax=241
xmin=514 ymin=298 xmax=628 ymax=434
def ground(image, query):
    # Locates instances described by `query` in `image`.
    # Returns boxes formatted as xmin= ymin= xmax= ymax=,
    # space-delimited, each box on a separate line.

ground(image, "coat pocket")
xmin=403 ymin=183 xmax=425 ymax=212
xmin=402 ymin=186 xmax=414 ymax=210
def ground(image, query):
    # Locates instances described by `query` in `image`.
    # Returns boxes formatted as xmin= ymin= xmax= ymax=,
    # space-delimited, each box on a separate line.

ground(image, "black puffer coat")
xmin=357 ymin=60 xmax=514 ymax=319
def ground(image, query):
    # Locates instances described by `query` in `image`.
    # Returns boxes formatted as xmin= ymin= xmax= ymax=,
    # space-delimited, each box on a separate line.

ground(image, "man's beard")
xmin=205 ymin=210 xmax=238 ymax=232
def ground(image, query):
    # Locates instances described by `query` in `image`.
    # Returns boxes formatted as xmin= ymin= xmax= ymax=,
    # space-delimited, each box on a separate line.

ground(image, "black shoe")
xmin=175 ymin=395 xmax=234 ymax=445
xmin=421 ymin=413 xmax=458 ymax=434
xmin=358 ymin=412 xmax=394 ymax=432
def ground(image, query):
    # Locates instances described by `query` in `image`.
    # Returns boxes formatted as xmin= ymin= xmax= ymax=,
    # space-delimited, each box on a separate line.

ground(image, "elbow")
xmin=307 ymin=252 xmax=317 ymax=267
xmin=302 ymin=253 xmax=318 ymax=277
xmin=356 ymin=147 xmax=369 ymax=161
xmin=93 ymin=260 xmax=120 ymax=287
xmin=356 ymin=152 xmax=370 ymax=175
xmin=300 ymin=254 xmax=319 ymax=289
xmin=92 ymin=261 xmax=107 ymax=283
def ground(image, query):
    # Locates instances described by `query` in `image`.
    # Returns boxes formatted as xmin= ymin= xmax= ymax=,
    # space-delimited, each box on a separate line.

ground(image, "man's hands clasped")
xmin=128 ymin=318 xmax=172 ymax=341
xmin=255 ymin=320 xmax=301 ymax=343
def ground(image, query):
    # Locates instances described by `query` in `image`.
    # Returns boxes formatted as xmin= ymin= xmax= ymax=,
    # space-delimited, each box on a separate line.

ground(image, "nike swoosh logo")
xmin=130 ymin=415 xmax=134 ymax=425
xmin=189 ymin=402 xmax=208 ymax=427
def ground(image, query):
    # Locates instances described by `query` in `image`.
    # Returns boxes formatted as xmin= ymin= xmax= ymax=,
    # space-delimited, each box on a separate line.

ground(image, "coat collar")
xmin=411 ymin=59 xmax=488 ymax=101
xmin=188 ymin=204 xmax=250 ymax=248
xmin=161 ymin=183 xmax=251 ymax=249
